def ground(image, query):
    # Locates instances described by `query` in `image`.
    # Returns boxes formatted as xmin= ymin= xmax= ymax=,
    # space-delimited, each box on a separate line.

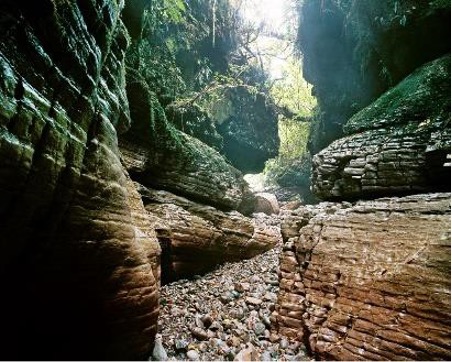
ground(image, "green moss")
xmin=429 ymin=0 xmax=451 ymax=11
xmin=344 ymin=55 xmax=451 ymax=134
xmin=299 ymin=0 xmax=450 ymax=154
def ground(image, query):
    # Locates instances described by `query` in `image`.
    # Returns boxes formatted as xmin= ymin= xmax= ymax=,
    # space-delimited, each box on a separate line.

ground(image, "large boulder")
xmin=311 ymin=56 xmax=451 ymax=200
xmin=274 ymin=193 xmax=451 ymax=360
xmin=254 ymin=192 xmax=280 ymax=215
xmin=120 ymin=74 xmax=255 ymax=213
xmin=215 ymin=87 xmax=279 ymax=173
xmin=138 ymin=187 xmax=281 ymax=283
xmin=166 ymin=86 xmax=280 ymax=173
xmin=0 ymin=1 xmax=160 ymax=359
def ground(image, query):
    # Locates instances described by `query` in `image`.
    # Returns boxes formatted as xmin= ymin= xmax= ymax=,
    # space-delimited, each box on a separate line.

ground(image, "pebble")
xmin=234 ymin=282 xmax=250 ymax=293
xmin=174 ymin=339 xmax=188 ymax=351
xmin=280 ymin=337 xmax=289 ymax=349
xmin=186 ymin=350 xmax=199 ymax=361
xmin=201 ymin=314 xmax=213 ymax=328
xmin=151 ymin=335 xmax=168 ymax=361
xmin=245 ymin=296 xmax=263 ymax=306
xmin=262 ymin=315 xmax=272 ymax=328
xmin=253 ymin=321 xmax=266 ymax=336
xmin=190 ymin=326 xmax=208 ymax=340
xmin=261 ymin=350 xmax=272 ymax=361
xmin=155 ymin=244 xmax=311 ymax=361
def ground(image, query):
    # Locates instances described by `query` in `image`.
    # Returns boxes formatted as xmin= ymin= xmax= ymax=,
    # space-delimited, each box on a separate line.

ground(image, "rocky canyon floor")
xmin=153 ymin=243 xmax=312 ymax=361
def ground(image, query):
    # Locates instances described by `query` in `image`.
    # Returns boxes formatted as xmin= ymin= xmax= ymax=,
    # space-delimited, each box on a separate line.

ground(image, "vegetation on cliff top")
xmin=124 ymin=0 xmax=317 ymax=182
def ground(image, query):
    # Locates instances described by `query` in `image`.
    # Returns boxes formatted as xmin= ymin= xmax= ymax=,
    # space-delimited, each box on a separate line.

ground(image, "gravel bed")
xmin=152 ymin=245 xmax=311 ymax=361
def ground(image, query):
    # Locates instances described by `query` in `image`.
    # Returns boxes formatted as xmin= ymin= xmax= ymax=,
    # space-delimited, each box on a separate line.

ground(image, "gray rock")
xmin=262 ymin=315 xmax=271 ymax=328
xmin=279 ymin=337 xmax=289 ymax=349
xmin=245 ymin=297 xmax=263 ymax=306
xmin=220 ymin=292 xmax=234 ymax=304
xmin=230 ymin=308 xmax=245 ymax=320
xmin=231 ymin=290 xmax=241 ymax=299
xmin=261 ymin=351 xmax=272 ymax=361
xmin=253 ymin=322 xmax=266 ymax=336
xmin=152 ymin=335 xmax=168 ymax=361
xmin=263 ymin=292 xmax=277 ymax=302
xmin=249 ymin=275 xmax=262 ymax=283
xmin=195 ymin=315 xmax=205 ymax=328
xmin=186 ymin=349 xmax=200 ymax=361
xmin=174 ymin=339 xmax=189 ymax=351
xmin=234 ymin=343 xmax=260 ymax=361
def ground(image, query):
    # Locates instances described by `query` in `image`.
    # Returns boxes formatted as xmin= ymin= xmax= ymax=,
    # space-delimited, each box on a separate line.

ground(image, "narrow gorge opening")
xmin=238 ymin=0 xmax=317 ymax=204
xmin=0 ymin=0 xmax=449 ymax=360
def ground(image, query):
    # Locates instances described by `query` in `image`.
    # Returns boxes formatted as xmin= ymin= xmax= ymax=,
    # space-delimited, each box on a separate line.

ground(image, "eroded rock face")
xmin=138 ymin=187 xmax=281 ymax=283
xmin=216 ymin=88 xmax=279 ymax=173
xmin=120 ymin=76 xmax=254 ymax=213
xmin=312 ymin=56 xmax=451 ymax=200
xmin=300 ymin=0 xmax=450 ymax=153
xmin=274 ymin=193 xmax=451 ymax=361
xmin=167 ymin=87 xmax=280 ymax=174
xmin=0 ymin=1 xmax=160 ymax=359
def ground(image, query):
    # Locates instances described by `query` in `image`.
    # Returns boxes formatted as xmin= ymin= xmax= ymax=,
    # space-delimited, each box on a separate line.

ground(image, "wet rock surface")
xmin=0 ymin=1 xmax=160 ymax=359
xmin=155 ymin=245 xmax=312 ymax=361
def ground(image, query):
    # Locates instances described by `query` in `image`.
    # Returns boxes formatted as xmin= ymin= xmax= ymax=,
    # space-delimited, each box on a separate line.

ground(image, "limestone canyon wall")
xmin=275 ymin=193 xmax=450 ymax=360
xmin=0 ymin=1 xmax=160 ymax=359
xmin=275 ymin=3 xmax=451 ymax=360
xmin=0 ymin=0 xmax=278 ymax=358
xmin=312 ymin=56 xmax=451 ymax=200
xmin=118 ymin=59 xmax=282 ymax=284
xmin=299 ymin=0 xmax=450 ymax=153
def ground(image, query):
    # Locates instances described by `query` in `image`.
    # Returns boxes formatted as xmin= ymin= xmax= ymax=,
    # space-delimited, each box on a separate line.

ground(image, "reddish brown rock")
xmin=139 ymin=187 xmax=281 ymax=282
xmin=0 ymin=1 xmax=160 ymax=359
xmin=254 ymin=192 xmax=280 ymax=215
xmin=274 ymin=193 xmax=451 ymax=360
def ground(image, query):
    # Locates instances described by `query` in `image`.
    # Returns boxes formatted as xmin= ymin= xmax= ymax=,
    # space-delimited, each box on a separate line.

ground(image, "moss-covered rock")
xmin=344 ymin=56 xmax=451 ymax=134
xmin=165 ymin=101 xmax=224 ymax=151
xmin=166 ymin=85 xmax=280 ymax=173
xmin=120 ymin=70 xmax=254 ymax=213
xmin=311 ymin=56 xmax=451 ymax=200
xmin=216 ymin=87 xmax=279 ymax=173
xmin=299 ymin=0 xmax=450 ymax=154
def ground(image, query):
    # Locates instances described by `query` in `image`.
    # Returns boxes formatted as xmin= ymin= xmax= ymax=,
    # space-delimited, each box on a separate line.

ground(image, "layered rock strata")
xmin=274 ymin=193 xmax=451 ymax=360
xmin=138 ymin=187 xmax=281 ymax=283
xmin=0 ymin=1 xmax=160 ymax=359
xmin=300 ymin=0 xmax=450 ymax=153
xmin=120 ymin=75 xmax=254 ymax=213
xmin=311 ymin=56 xmax=451 ymax=200
xmin=119 ymin=68 xmax=281 ymax=284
